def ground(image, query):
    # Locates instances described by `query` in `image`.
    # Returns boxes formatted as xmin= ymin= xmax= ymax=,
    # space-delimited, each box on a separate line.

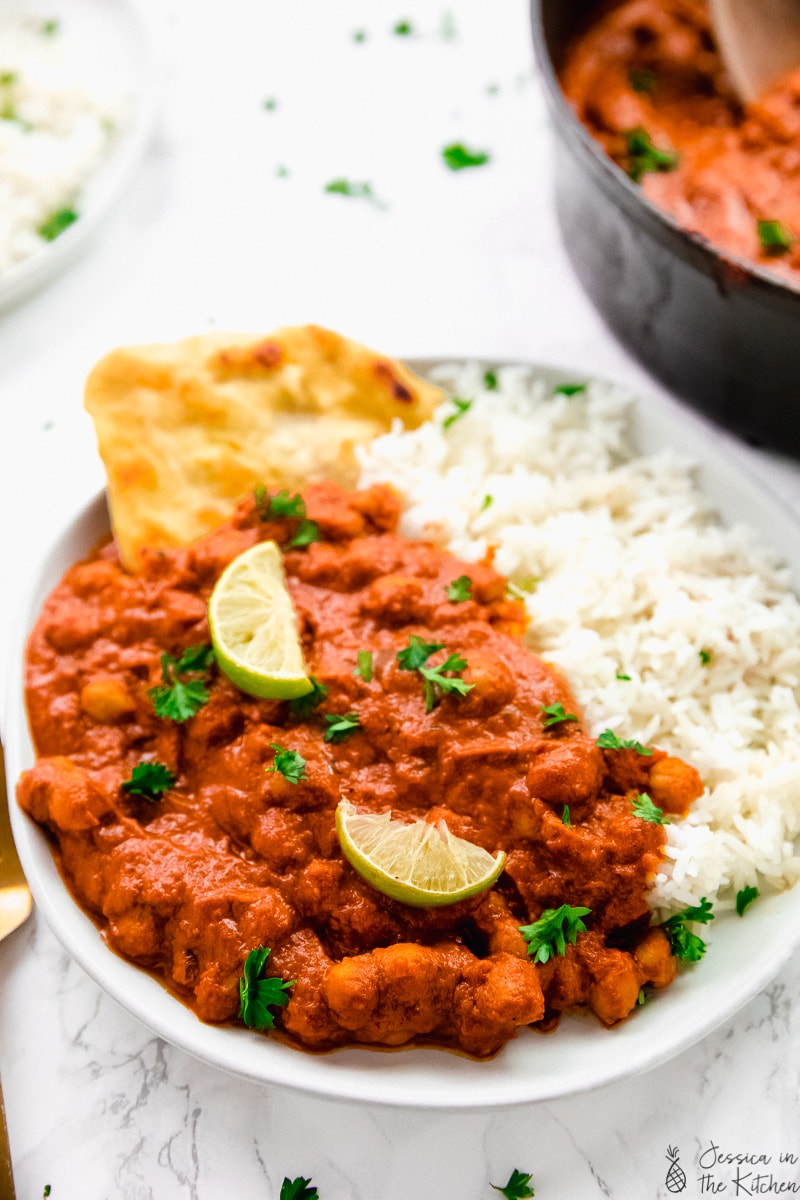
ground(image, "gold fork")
xmin=0 ymin=738 xmax=32 ymax=1199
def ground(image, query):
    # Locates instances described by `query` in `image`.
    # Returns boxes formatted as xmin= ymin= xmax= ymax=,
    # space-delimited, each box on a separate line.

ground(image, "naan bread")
xmin=84 ymin=325 xmax=444 ymax=570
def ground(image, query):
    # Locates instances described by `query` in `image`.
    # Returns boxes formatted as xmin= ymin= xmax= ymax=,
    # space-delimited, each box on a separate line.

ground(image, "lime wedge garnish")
xmin=208 ymin=541 xmax=313 ymax=700
xmin=335 ymin=799 xmax=506 ymax=907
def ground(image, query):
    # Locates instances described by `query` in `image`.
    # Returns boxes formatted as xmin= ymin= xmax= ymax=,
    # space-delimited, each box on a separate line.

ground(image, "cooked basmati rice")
xmin=357 ymin=363 xmax=800 ymax=919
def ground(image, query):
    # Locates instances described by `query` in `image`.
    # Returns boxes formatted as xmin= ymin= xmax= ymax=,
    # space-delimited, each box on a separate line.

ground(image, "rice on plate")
xmin=358 ymin=363 xmax=800 ymax=922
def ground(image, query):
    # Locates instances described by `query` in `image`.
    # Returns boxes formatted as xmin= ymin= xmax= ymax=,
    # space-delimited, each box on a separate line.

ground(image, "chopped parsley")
xmin=552 ymin=381 xmax=587 ymax=397
xmin=561 ymin=805 xmax=572 ymax=828
xmin=397 ymin=635 xmax=445 ymax=672
xmin=541 ymin=702 xmax=578 ymax=729
xmin=441 ymin=142 xmax=491 ymax=171
xmin=519 ymin=904 xmax=591 ymax=964
xmin=631 ymin=792 xmax=669 ymax=824
xmin=616 ymin=669 xmax=631 ymax=681
xmin=446 ymin=575 xmax=472 ymax=603
xmin=43 ymin=1188 xmax=52 ymax=1198
xmin=324 ymin=178 xmax=384 ymax=208
xmin=699 ymin=648 xmax=713 ymax=665
xmin=122 ymin=761 xmax=177 ymax=801
xmin=254 ymin=487 xmax=320 ymax=548
xmin=491 ymin=1168 xmax=536 ymax=1199
xmin=353 ymin=650 xmax=373 ymax=682
xmin=662 ymin=897 xmax=714 ymax=963
xmin=596 ymin=728 xmax=653 ymax=755
xmin=290 ymin=676 xmax=328 ymax=717
xmin=628 ymin=67 xmax=657 ymax=94
xmin=442 ymin=396 xmax=472 ymax=428
xmin=41 ymin=19 xmax=59 ymax=35
xmin=483 ymin=368 xmax=498 ymax=390
xmin=275 ymin=164 xmax=290 ymax=178
xmin=38 ymin=207 xmax=78 ymax=242
xmin=757 ymin=219 xmax=796 ymax=255
xmin=280 ymin=1179 xmax=319 ymax=1200
xmin=393 ymin=18 xmax=414 ymax=35
xmin=263 ymin=97 xmax=278 ymax=111
xmin=623 ymin=126 xmax=679 ymax=183
xmin=736 ymin=885 xmax=759 ymax=916
xmin=480 ymin=494 xmax=493 ymax=511
xmin=239 ymin=947 xmax=293 ymax=1029
xmin=396 ymin=637 xmax=473 ymax=710
xmin=267 ymin=744 xmax=308 ymax=784
xmin=352 ymin=28 xmax=367 ymax=43
xmin=149 ymin=644 xmax=215 ymax=722
xmin=323 ymin=712 xmax=361 ymax=743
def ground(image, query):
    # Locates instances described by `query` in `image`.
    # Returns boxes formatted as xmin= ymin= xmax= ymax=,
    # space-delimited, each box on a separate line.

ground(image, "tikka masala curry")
xmin=18 ymin=481 xmax=703 ymax=1056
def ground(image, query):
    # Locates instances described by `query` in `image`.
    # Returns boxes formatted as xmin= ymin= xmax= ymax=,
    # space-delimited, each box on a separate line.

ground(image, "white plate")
xmin=6 ymin=361 xmax=800 ymax=1109
xmin=0 ymin=0 xmax=159 ymax=313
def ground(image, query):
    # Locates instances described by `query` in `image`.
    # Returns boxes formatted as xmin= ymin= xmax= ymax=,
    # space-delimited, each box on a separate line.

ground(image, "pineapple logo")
xmin=665 ymin=1146 xmax=687 ymax=1193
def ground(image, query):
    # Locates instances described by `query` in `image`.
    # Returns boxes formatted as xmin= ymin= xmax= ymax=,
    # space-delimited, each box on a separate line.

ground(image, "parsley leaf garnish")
xmin=736 ymin=885 xmax=759 ymax=916
xmin=352 ymin=28 xmax=367 ymax=42
xmin=239 ymin=947 xmax=294 ymax=1029
xmin=481 ymin=494 xmax=493 ymax=511
xmin=541 ymin=702 xmax=578 ymax=729
xmin=122 ymin=761 xmax=177 ymax=801
xmin=552 ymin=381 xmax=587 ymax=397
xmin=442 ymin=396 xmax=472 ymax=428
xmin=662 ymin=898 xmax=714 ymax=963
xmin=397 ymin=636 xmax=445 ymax=671
xmin=758 ymin=219 xmax=796 ymax=255
xmin=631 ymin=792 xmax=669 ymax=824
xmin=267 ymin=744 xmax=308 ymax=784
xmin=148 ymin=644 xmax=215 ymax=722
xmin=288 ymin=518 xmax=320 ymax=548
xmin=323 ymin=712 xmax=361 ymax=743
xmin=492 ymin=1168 xmax=535 ymax=1199
xmin=561 ymin=805 xmax=572 ymax=828
xmin=699 ymin=648 xmax=712 ymax=665
xmin=441 ymin=142 xmax=490 ymax=171
xmin=38 ymin=207 xmax=78 ymax=242
xmin=353 ymin=650 xmax=373 ymax=682
xmin=419 ymin=653 xmax=474 ymax=712
xmin=623 ymin=126 xmax=679 ymax=183
xmin=596 ymin=728 xmax=653 ymax=755
xmin=324 ymin=178 xmax=385 ymax=208
xmin=254 ymin=487 xmax=320 ymax=547
xmin=290 ymin=676 xmax=328 ymax=717
xmin=280 ymin=1179 xmax=319 ymax=1200
xmin=483 ymin=369 xmax=498 ymax=390
xmin=519 ymin=904 xmax=591 ymax=964
xmin=263 ymin=97 xmax=278 ymax=111
xmin=393 ymin=18 xmax=414 ymax=35
xmin=446 ymin=575 xmax=472 ymax=603
xmin=616 ymin=669 xmax=631 ymax=681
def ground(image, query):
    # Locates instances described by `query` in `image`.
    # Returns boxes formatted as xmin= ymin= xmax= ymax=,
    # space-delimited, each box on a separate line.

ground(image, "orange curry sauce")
xmin=18 ymin=481 xmax=702 ymax=1056
xmin=561 ymin=0 xmax=800 ymax=283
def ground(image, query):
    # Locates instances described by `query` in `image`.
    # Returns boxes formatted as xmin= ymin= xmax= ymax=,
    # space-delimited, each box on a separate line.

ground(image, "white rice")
xmin=0 ymin=12 xmax=124 ymax=276
xmin=357 ymin=363 xmax=800 ymax=918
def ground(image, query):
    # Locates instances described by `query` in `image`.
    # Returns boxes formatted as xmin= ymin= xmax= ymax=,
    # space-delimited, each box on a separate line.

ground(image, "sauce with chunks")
xmin=561 ymin=0 xmax=800 ymax=283
xmin=18 ymin=481 xmax=702 ymax=1056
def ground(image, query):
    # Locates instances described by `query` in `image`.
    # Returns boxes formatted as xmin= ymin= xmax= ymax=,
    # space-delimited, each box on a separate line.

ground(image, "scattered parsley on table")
xmin=149 ymin=644 xmax=215 ymax=722
xmin=491 ymin=1168 xmax=535 ymax=1199
xmin=122 ymin=761 xmax=177 ymax=801
xmin=519 ymin=904 xmax=591 ymax=964
xmin=324 ymin=178 xmax=385 ymax=209
xmin=441 ymin=142 xmax=490 ymax=171
xmin=267 ymin=745 xmax=308 ymax=784
xmin=280 ymin=1178 xmax=318 ymax=1200
xmin=239 ymin=947 xmax=293 ymax=1029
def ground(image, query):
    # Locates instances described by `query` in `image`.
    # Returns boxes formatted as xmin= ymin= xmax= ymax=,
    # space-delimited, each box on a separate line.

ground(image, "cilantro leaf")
xmin=287 ymin=517 xmax=320 ymax=548
xmin=596 ymin=728 xmax=653 ymax=755
xmin=481 ymin=494 xmax=493 ymax=511
xmin=324 ymin=178 xmax=385 ymax=208
xmin=290 ymin=676 xmax=328 ymax=717
xmin=492 ymin=1168 xmax=535 ymax=1199
xmin=239 ymin=947 xmax=294 ymax=1029
xmin=441 ymin=142 xmax=490 ymax=171
xmin=255 ymin=486 xmax=306 ymax=520
xmin=38 ymin=207 xmax=78 ymax=242
xmin=623 ymin=126 xmax=679 ymax=183
xmin=122 ymin=761 xmax=177 ymax=801
xmin=148 ymin=644 xmax=215 ymax=722
xmin=419 ymin=653 xmax=473 ymax=711
xmin=662 ymin=898 xmax=714 ymax=963
xmin=397 ymin=636 xmax=445 ymax=672
xmin=518 ymin=904 xmax=591 ymax=964
xmin=267 ymin=744 xmax=308 ymax=784
xmin=758 ymin=219 xmax=796 ymax=255
xmin=483 ymin=369 xmax=498 ymax=390
xmin=552 ymin=382 xmax=586 ymax=397
xmin=616 ymin=670 xmax=631 ymax=681
xmin=736 ymin=885 xmax=759 ymax=916
xmin=446 ymin=575 xmax=472 ymax=603
xmin=323 ymin=712 xmax=361 ymax=743
xmin=393 ymin=18 xmax=414 ymax=35
xmin=353 ymin=650 xmax=373 ymax=682
xmin=280 ymin=1178 xmax=318 ymax=1200
xmin=442 ymin=396 xmax=472 ymax=429
xmin=541 ymin=702 xmax=578 ymax=729
xmin=631 ymin=792 xmax=669 ymax=824
xmin=561 ymin=805 xmax=571 ymax=828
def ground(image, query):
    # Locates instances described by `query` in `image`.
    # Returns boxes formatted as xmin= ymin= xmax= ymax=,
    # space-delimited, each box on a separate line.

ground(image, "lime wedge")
xmin=208 ymin=541 xmax=313 ymax=700
xmin=335 ymin=799 xmax=506 ymax=907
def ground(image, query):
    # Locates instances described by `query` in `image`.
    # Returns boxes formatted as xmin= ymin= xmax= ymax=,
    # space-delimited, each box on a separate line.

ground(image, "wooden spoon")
xmin=709 ymin=0 xmax=800 ymax=102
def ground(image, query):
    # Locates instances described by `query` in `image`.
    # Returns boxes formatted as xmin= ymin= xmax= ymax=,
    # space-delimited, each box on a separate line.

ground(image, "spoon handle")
xmin=0 ymin=1074 xmax=17 ymax=1200
xmin=710 ymin=0 xmax=800 ymax=102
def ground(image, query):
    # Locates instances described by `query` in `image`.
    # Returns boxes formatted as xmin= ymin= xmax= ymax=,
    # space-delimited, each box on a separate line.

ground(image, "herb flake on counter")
xmin=267 ymin=744 xmax=308 ymax=785
xmin=623 ymin=126 xmax=679 ymax=183
xmin=392 ymin=18 xmax=414 ymax=35
xmin=324 ymin=178 xmax=385 ymax=208
xmin=519 ymin=904 xmax=591 ymax=964
xmin=263 ymin=97 xmax=278 ymax=111
xmin=323 ymin=712 xmax=361 ymax=743
xmin=239 ymin=946 xmax=293 ymax=1029
xmin=441 ymin=142 xmax=490 ymax=171
xmin=38 ymin=206 xmax=78 ymax=241
xmin=446 ymin=575 xmax=472 ymax=603
xmin=758 ymin=218 xmax=796 ymax=255
xmin=122 ymin=761 xmax=177 ymax=801
xmin=541 ymin=702 xmax=578 ymax=729
xmin=492 ymin=1168 xmax=536 ymax=1199
xmin=280 ymin=1178 xmax=319 ymax=1200
xmin=662 ymin=897 xmax=714 ymax=963
xmin=353 ymin=650 xmax=373 ymax=682
xmin=631 ymin=792 xmax=669 ymax=824
xmin=596 ymin=728 xmax=653 ymax=755
xmin=290 ymin=676 xmax=328 ymax=717
xmin=736 ymin=885 xmax=759 ymax=916
xmin=352 ymin=28 xmax=367 ymax=42
xmin=149 ymin=644 xmax=215 ymax=722
xmin=442 ymin=396 xmax=472 ymax=428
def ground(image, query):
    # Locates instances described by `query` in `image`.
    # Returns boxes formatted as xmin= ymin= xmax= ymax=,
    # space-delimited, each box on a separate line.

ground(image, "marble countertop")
xmin=2 ymin=2 xmax=800 ymax=1197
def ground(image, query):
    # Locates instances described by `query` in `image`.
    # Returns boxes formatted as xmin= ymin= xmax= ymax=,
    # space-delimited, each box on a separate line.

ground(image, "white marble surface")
xmin=3 ymin=2 xmax=800 ymax=1197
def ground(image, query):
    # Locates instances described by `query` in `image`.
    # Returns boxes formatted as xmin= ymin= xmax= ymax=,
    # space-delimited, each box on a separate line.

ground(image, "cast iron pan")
xmin=531 ymin=0 xmax=800 ymax=455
